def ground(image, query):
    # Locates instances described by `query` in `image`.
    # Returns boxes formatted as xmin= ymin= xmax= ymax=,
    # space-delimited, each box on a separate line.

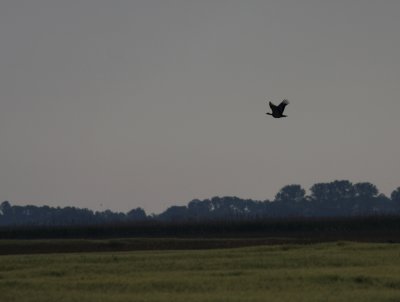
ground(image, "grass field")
xmin=1 ymin=241 xmax=400 ymax=302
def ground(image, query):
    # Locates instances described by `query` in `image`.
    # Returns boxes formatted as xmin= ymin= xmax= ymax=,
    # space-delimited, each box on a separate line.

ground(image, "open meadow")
xmin=1 ymin=241 xmax=400 ymax=302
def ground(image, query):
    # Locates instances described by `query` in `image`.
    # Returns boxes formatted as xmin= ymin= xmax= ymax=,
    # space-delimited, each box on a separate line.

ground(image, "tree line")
xmin=1 ymin=180 xmax=400 ymax=226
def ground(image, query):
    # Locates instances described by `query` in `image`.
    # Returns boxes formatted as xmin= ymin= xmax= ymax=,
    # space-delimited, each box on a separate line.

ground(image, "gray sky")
xmin=1 ymin=1 xmax=399 ymax=214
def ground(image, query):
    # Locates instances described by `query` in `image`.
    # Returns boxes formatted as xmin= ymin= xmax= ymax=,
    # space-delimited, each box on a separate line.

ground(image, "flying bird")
xmin=266 ymin=99 xmax=289 ymax=118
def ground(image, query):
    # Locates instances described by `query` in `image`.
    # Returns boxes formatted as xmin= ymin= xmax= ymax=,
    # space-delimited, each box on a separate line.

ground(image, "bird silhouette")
xmin=266 ymin=99 xmax=289 ymax=118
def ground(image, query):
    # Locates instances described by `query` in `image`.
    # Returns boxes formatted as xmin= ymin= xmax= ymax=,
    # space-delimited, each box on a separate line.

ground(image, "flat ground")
xmin=1 ymin=241 xmax=400 ymax=301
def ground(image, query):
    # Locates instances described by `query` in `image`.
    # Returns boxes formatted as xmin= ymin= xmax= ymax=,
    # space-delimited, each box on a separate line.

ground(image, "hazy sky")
xmin=1 ymin=1 xmax=399 ymax=213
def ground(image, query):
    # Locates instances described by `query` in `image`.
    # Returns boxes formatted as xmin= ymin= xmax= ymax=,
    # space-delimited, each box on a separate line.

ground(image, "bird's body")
xmin=266 ymin=99 xmax=289 ymax=118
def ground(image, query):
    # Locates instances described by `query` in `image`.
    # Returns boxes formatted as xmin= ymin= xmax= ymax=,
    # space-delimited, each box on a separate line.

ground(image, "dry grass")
xmin=1 ymin=241 xmax=400 ymax=301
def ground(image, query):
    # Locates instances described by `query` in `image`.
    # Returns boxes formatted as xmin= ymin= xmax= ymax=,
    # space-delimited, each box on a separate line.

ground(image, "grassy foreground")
xmin=1 ymin=242 xmax=400 ymax=302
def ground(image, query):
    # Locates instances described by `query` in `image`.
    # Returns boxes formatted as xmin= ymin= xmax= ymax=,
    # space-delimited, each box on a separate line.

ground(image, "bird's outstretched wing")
xmin=269 ymin=101 xmax=277 ymax=111
xmin=276 ymin=99 xmax=289 ymax=114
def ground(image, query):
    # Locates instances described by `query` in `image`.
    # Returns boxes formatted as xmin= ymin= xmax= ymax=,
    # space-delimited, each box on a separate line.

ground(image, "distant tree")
xmin=391 ymin=187 xmax=400 ymax=203
xmin=310 ymin=180 xmax=355 ymax=202
xmin=309 ymin=183 xmax=330 ymax=203
xmin=308 ymin=180 xmax=358 ymax=216
xmin=127 ymin=208 xmax=147 ymax=221
xmin=354 ymin=182 xmax=379 ymax=198
xmin=330 ymin=180 xmax=356 ymax=200
xmin=0 ymin=201 xmax=11 ymax=215
xmin=274 ymin=185 xmax=306 ymax=203
xmin=375 ymin=194 xmax=393 ymax=213
xmin=158 ymin=206 xmax=188 ymax=221
xmin=188 ymin=199 xmax=212 ymax=220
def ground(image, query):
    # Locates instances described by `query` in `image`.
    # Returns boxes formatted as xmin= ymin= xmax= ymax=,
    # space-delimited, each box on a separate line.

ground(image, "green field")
xmin=1 ymin=242 xmax=400 ymax=302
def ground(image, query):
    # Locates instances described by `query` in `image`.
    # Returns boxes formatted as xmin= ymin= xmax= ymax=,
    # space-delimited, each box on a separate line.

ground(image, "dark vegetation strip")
xmin=0 ymin=238 xmax=318 ymax=255
xmin=1 ymin=215 xmax=400 ymax=239
xmin=0 ymin=216 xmax=400 ymax=239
